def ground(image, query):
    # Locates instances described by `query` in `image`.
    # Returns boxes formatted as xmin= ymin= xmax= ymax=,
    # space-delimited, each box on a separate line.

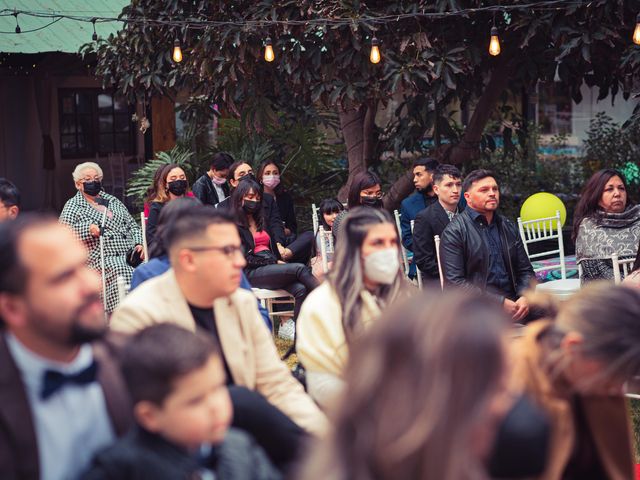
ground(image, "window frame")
xmin=58 ymin=88 xmax=137 ymax=160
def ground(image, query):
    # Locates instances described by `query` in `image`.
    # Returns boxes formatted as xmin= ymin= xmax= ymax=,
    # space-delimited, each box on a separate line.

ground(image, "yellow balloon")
xmin=520 ymin=192 xmax=566 ymax=229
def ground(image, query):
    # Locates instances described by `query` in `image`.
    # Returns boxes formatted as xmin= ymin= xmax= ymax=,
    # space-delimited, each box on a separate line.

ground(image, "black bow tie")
xmin=41 ymin=361 xmax=99 ymax=400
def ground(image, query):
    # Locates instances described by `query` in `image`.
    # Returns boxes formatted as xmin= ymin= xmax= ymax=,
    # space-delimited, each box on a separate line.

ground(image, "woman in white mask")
xmin=297 ymin=207 xmax=409 ymax=409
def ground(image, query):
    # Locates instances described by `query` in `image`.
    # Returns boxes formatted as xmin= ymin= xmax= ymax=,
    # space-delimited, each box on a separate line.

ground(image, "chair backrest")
xmin=140 ymin=212 xmax=149 ymax=263
xmin=318 ymin=228 xmax=334 ymax=273
xmin=517 ymin=210 xmax=566 ymax=279
xmin=411 ymin=219 xmax=423 ymax=289
xmin=434 ymin=234 xmax=444 ymax=290
xmin=311 ymin=203 xmax=319 ymax=235
xmin=612 ymin=252 xmax=635 ymax=284
xmin=394 ymin=209 xmax=410 ymax=276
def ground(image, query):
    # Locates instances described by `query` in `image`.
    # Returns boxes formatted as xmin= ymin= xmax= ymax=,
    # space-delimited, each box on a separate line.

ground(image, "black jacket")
xmin=192 ymin=174 xmax=229 ymax=207
xmin=218 ymin=193 xmax=286 ymax=246
xmin=82 ymin=426 xmax=281 ymax=480
xmin=274 ymin=190 xmax=297 ymax=235
xmin=440 ymin=208 xmax=535 ymax=303
xmin=413 ymin=201 xmax=464 ymax=279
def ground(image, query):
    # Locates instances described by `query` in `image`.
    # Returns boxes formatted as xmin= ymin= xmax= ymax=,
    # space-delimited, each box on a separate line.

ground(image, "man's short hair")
xmin=210 ymin=152 xmax=234 ymax=171
xmin=433 ymin=165 xmax=462 ymax=185
xmin=121 ymin=324 xmax=221 ymax=405
xmin=0 ymin=178 xmax=20 ymax=208
xmin=413 ymin=157 xmax=440 ymax=173
xmin=163 ymin=205 xmax=236 ymax=252
xmin=462 ymin=169 xmax=497 ymax=193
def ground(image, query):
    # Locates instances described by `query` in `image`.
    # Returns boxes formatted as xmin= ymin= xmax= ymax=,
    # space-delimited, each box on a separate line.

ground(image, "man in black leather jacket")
xmin=440 ymin=169 xmax=535 ymax=322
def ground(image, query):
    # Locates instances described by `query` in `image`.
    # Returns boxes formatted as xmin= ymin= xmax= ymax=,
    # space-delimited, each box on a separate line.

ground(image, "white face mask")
xmin=363 ymin=247 xmax=400 ymax=285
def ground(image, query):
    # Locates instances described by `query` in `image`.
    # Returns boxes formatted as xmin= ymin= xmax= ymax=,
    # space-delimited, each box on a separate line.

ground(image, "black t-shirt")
xmin=188 ymin=304 xmax=234 ymax=385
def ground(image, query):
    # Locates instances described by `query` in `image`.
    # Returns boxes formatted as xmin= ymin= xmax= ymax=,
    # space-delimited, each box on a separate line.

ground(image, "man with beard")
xmin=399 ymin=158 xmax=439 ymax=278
xmin=0 ymin=215 xmax=131 ymax=479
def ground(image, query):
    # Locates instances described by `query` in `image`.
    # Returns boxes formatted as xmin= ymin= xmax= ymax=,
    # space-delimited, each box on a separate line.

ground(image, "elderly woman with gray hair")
xmin=59 ymin=162 xmax=143 ymax=313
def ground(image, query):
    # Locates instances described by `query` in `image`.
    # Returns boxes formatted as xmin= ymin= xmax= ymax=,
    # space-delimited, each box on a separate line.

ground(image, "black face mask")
xmin=360 ymin=195 xmax=383 ymax=208
xmin=167 ymin=179 xmax=188 ymax=196
xmin=83 ymin=181 xmax=102 ymax=197
xmin=242 ymin=199 xmax=261 ymax=214
xmin=487 ymin=395 xmax=550 ymax=479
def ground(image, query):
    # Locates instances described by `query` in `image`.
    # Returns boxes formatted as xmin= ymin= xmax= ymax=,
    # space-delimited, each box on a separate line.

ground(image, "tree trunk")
xmin=383 ymin=170 xmax=414 ymax=211
xmin=439 ymin=60 xmax=513 ymax=167
xmin=337 ymin=103 xmax=376 ymax=201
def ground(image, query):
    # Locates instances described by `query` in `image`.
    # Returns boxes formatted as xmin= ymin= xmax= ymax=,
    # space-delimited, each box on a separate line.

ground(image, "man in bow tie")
xmin=0 ymin=215 xmax=132 ymax=480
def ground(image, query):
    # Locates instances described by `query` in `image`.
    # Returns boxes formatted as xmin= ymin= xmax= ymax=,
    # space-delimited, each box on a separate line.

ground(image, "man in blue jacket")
xmin=400 ymin=158 xmax=439 ymax=278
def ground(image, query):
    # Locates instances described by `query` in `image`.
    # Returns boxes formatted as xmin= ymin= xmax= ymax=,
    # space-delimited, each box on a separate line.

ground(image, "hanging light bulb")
xmin=634 ymin=14 xmax=640 ymax=45
xmin=264 ymin=38 xmax=275 ymax=62
xmin=489 ymin=26 xmax=501 ymax=56
xmin=172 ymin=39 xmax=183 ymax=63
xmin=370 ymin=37 xmax=381 ymax=64
xmin=91 ymin=18 xmax=98 ymax=41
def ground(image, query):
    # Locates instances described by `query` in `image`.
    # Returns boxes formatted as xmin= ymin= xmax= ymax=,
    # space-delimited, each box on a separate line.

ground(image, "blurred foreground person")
xmin=299 ymin=289 xmax=550 ymax=480
xmin=0 ymin=216 xmax=131 ymax=479
xmin=510 ymin=283 xmax=640 ymax=480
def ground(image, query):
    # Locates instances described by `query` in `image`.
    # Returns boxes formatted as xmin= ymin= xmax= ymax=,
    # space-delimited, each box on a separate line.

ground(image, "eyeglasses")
xmin=186 ymin=244 xmax=244 ymax=259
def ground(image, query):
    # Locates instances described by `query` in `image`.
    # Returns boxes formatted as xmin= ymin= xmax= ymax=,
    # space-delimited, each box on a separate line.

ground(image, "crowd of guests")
xmin=2 ymin=154 xmax=640 ymax=480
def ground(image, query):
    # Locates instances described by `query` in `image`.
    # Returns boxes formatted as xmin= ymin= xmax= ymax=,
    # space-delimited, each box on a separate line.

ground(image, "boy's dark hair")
xmin=150 ymin=197 xmax=203 ymax=257
xmin=164 ymin=205 xmax=235 ymax=252
xmin=433 ymin=165 xmax=462 ymax=185
xmin=413 ymin=157 xmax=440 ymax=173
xmin=0 ymin=178 xmax=20 ymax=208
xmin=347 ymin=171 xmax=382 ymax=209
xmin=121 ymin=324 xmax=221 ymax=405
xmin=462 ymin=169 xmax=496 ymax=193
xmin=210 ymin=152 xmax=234 ymax=171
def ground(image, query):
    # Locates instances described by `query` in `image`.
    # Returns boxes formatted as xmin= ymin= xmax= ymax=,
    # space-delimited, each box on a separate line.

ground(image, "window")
xmin=537 ymin=81 xmax=572 ymax=136
xmin=59 ymin=89 xmax=136 ymax=159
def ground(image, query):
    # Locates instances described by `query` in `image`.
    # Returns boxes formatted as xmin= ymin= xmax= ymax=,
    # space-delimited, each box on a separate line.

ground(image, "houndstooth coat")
xmin=59 ymin=191 xmax=143 ymax=313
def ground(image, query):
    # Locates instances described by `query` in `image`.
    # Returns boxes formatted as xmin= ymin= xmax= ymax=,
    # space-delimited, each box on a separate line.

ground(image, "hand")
xmin=503 ymin=298 xmax=518 ymax=317
xmin=135 ymin=244 xmax=145 ymax=261
xmin=277 ymin=243 xmax=286 ymax=257
xmin=284 ymin=227 xmax=292 ymax=236
xmin=513 ymin=296 xmax=530 ymax=322
xmin=89 ymin=224 xmax=101 ymax=238
xmin=277 ymin=260 xmax=286 ymax=265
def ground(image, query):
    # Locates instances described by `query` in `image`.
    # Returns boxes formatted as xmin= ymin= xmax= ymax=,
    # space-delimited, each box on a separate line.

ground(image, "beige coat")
xmin=110 ymin=269 xmax=327 ymax=436
xmin=509 ymin=321 xmax=635 ymax=480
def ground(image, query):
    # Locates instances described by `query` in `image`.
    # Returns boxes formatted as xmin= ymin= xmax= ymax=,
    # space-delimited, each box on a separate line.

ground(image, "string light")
xmin=489 ymin=26 xmax=501 ymax=56
xmin=634 ymin=13 xmax=640 ymax=45
xmin=13 ymin=9 xmax=20 ymax=34
xmin=91 ymin=18 xmax=98 ymax=41
xmin=370 ymin=37 xmax=381 ymax=63
xmin=172 ymin=39 xmax=182 ymax=62
xmin=264 ymin=37 xmax=274 ymax=62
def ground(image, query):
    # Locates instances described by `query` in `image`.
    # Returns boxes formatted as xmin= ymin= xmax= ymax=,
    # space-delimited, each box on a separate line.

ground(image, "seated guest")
xmin=83 ymin=324 xmax=280 ymax=480
xmin=257 ymin=159 xmax=314 ymax=264
xmin=413 ymin=164 xmax=464 ymax=280
xmin=231 ymin=178 xmax=318 ymax=341
xmin=145 ymin=163 xmax=191 ymax=251
xmin=574 ymin=169 xmax=640 ymax=282
xmin=310 ymin=198 xmax=344 ymax=280
xmin=440 ymin=169 xmax=535 ymax=322
xmin=0 ymin=216 xmax=132 ymax=478
xmin=110 ymin=206 xmax=327 ymax=455
xmin=400 ymin=158 xmax=439 ymax=277
xmin=299 ymin=289 xmax=549 ymax=480
xmin=332 ymin=171 xmax=383 ymax=240
xmin=192 ymin=152 xmax=234 ymax=207
xmin=509 ymin=283 xmax=640 ymax=479
xmin=131 ymin=197 xmax=272 ymax=328
xmin=0 ymin=177 xmax=20 ymax=221
xmin=60 ymin=162 xmax=144 ymax=313
xmin=297 ymin=208 xmax=407 ymax=409
xmin=218 ymin=162 xmax=287 ymax=250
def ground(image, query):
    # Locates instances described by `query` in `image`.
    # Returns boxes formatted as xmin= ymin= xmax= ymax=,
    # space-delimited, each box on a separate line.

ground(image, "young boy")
xmin=83 ymin=324 xmax=281 ymax=479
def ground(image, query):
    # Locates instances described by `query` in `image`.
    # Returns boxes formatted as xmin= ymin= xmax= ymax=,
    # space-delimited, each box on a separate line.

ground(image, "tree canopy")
xmin=87 ymin=0 xmax=640 ymax=206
